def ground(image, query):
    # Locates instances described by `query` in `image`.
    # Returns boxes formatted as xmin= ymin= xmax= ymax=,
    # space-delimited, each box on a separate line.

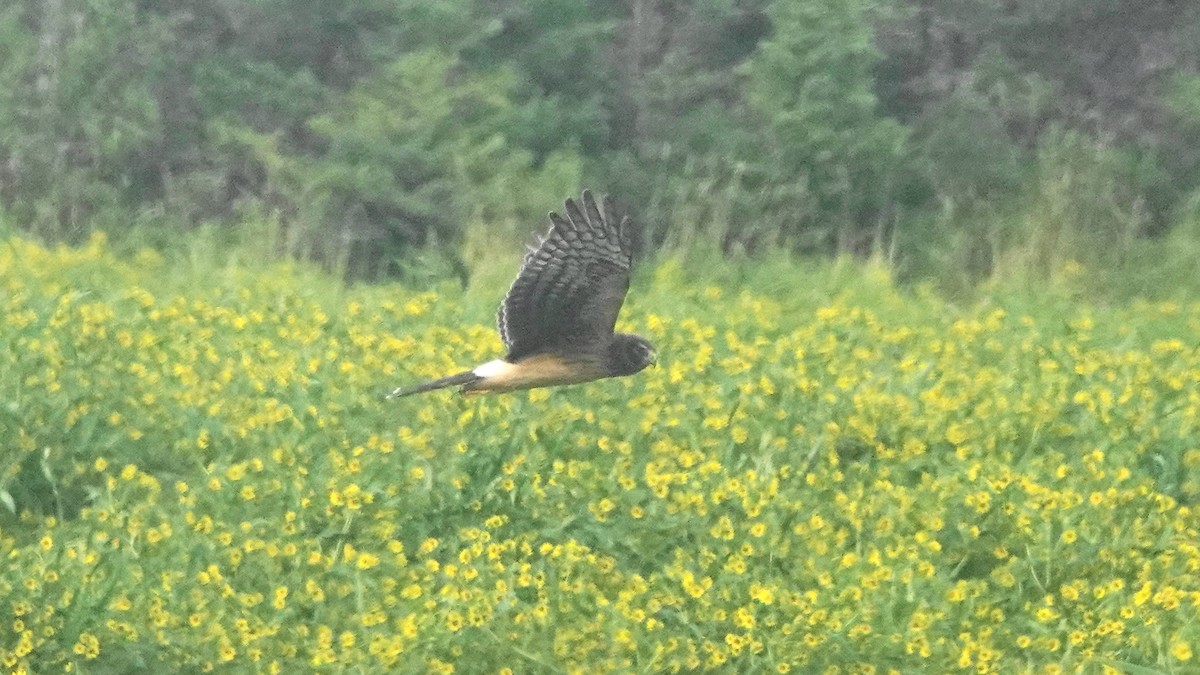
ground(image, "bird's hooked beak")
xmin=649 ymin=350 xmax=658 ymax=368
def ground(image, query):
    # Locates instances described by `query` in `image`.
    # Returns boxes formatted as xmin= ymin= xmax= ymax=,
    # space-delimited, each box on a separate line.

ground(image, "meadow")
xmin=1 ymin=232 xmax=1198 ymax=673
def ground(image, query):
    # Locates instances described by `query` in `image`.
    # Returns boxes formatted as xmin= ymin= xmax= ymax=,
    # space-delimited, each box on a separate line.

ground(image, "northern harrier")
xmin=387 ymin=190 xmax=656 ymax=397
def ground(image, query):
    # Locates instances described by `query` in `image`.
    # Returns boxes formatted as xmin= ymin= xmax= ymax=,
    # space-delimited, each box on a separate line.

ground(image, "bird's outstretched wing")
xmin=498 ymin=190 xmax=633 ymax=361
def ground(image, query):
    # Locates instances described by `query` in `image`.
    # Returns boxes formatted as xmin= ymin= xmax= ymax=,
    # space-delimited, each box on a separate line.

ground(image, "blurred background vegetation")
xmin=2 ymin=0 xmax=1199 ymax=299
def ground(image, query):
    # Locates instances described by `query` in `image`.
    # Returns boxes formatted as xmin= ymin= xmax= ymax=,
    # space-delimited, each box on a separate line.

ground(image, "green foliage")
xmin=915 ymin=90 xmax=1026 ymax=204
xmin=471 ymin=0 xmax=616 ymax=158
xmin=216 ymin=50 xmax=593 ymax=281
xmin=1079 ymin=191 xmax=1200 ymax=301
xmin=0 ymin=0 xmax=169 ymax=240
xmin=1 ymin=0 xmax=1200 ymax=293
xmin=1161 ymin=72 xmax=1200 ymax=211
xmin=1167 ymin=73 xmax=1200 ymax=127
xmin=747 ymin=0 xmax=909 ymax=254
xmin=990 ymin=129 xmax=1149 ymax=287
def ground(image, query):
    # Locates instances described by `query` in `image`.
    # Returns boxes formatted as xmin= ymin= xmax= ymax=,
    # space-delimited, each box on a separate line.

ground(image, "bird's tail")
xmin=387 ymin=371 xmax=481 ymax=398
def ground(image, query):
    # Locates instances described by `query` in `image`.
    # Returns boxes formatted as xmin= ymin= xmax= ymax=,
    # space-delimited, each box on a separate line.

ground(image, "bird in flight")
xmin=388 ymin=190 xmax=656 ymax=397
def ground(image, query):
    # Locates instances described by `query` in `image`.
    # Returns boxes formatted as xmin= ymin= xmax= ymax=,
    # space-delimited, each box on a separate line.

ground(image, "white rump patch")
xmin=473 ymin=359 xmax=515 ymax=379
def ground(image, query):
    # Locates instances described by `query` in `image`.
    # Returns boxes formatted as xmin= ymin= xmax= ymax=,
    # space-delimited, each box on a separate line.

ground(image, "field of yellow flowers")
xmin=1 ymin=233 xmax=1199 ymax=673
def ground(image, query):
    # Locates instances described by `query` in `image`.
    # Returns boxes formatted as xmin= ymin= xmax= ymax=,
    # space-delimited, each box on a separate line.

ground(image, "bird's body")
xmin=388 ymin=191 xmax=655 ymax=398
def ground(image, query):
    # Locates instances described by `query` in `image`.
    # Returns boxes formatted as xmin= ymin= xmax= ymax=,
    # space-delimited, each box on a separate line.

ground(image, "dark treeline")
xmin=2 ymin=0 xmax=1199 ymax=287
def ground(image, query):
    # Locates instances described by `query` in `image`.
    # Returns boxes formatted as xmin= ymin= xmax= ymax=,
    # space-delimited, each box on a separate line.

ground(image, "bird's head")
xmin=609 ymin=333 xmax=657 ymax=376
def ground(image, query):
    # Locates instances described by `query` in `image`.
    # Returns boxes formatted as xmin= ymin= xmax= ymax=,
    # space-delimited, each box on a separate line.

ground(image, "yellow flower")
xmin=749 ymin=583 xmax=775 ymax=605
xmin=273 ymin=586 xmax=288 ymax=610
xmin=710 ymin=516 xmax=735 ymax=540
xmin=1036 ymin=607 xmax=1058 ymax=622
xmin=72 ymin=632 xmax=100 ymax=659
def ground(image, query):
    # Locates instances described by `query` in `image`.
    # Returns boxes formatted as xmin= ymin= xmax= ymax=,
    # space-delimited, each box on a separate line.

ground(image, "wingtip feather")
xmin=565 ymin=192 xmax=603 ymax=236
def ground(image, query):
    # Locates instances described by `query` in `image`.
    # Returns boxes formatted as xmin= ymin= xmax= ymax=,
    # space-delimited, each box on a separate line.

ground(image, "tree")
xmin=877 ymin=0 xmax=1200 ymax=224
xmin=0 ymin=0 xmax=169 ymax=240
xmin=747 ymin=0 xmax=909 ymax=254
xmin=227 ymin=49 xmax=582 ymax=279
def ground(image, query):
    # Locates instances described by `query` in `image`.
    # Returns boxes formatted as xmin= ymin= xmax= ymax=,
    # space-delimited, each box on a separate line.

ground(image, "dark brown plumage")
xmin=388 ymin=190 xmax=655 ymax=398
